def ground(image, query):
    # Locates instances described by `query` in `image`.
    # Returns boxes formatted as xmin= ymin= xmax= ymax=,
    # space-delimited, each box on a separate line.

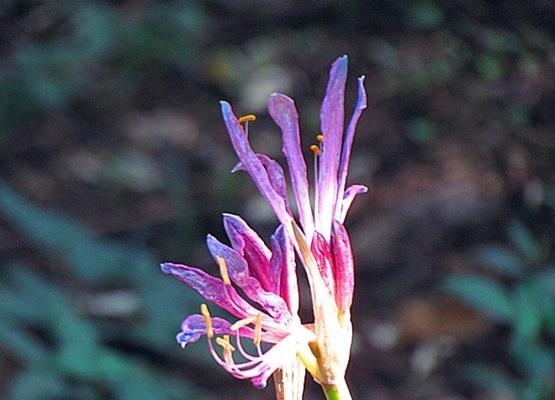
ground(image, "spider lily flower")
xmin=161 ymin=214 xmax=314 ymax=389
xmin=218 ymin=55 xmax=367 ymax=398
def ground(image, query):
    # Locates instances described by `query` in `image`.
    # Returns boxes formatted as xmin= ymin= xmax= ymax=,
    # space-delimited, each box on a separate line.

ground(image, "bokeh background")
xmin=1 ymin=1 xmax=554 ymax=399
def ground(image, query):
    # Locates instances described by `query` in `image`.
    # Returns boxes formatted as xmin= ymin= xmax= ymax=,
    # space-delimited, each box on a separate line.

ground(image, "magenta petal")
xmin=223 ymin=213 xmax=273 ymax=291
xmin=177 ymin=314 xmax=280 ymax=348
xmin=270 ymin=225 xmax=299 ymax=314
xmin=331 ymin=221 xmax=354 ymax=313
xmin=318 ymin=55 xmax=348 ymax=239
xmin=339 ymin=184 xmax=368 ymax=222
xmin=232 ymin=154 xmax=290 ymax=210
xmin=311 ymin=231 xmax=335 ymax=296
xmin=161 ymin=263 xmax=259 ymax=319
xmin=335 ymin=76 xmax=367 ymax=219
xmin=177 ymin=314 xmax=248 ymax=347
xmin=220 ymin=101 xmax=292 ymax=227
xmin=206 ymin=235 xmax=292 ymax=323
xmin=268 ymin=93 xmax=314 ymax=237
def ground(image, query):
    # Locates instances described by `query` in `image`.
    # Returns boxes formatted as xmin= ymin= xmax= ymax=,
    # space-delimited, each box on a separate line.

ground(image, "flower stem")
xmin=321 ymin=379 xmax=352 ymax=400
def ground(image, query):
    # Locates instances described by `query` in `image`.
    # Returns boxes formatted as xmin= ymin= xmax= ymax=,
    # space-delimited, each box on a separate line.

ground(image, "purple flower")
xmin=162 ymin=55 xmax=366 ymax=395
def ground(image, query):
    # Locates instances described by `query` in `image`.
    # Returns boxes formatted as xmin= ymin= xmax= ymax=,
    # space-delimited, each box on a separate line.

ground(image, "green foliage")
xmin=0 ymin=1 xmax=210 ymax=133
xmin=0 ymin=183 xmax=206 ymax=399
xmin=445 ymin=221 xmax=555 ymax=400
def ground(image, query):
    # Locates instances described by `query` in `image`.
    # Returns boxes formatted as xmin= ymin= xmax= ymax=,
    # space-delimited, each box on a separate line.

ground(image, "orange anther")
xmin=310 ymin=145 xmax=321 ymax=155
xmin=238 ymin=114 xmax=256 ymax=124
xmin=316 ymin=134 xmax=324 ymax=142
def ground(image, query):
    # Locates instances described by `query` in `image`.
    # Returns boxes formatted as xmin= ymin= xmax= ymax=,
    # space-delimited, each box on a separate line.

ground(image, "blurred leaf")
xmin=507 ymin=221 xmax=544 ymax=264
xmin=9 ymin=370 xmax=67 ymax=400
xmin=0 ymin=320 xmax=49 ymax=364
xmin=512 ymin=341 xmax=555 ymax=383
xmin=512 ymin=284 xmax=543 ymax=342
xmin=465 ymin=363 xmax=518 ymax=392
xmin=444 ymin=275 xmax=512 ymax=321
xmin=475 ymin=245 xmax=525 ymax=276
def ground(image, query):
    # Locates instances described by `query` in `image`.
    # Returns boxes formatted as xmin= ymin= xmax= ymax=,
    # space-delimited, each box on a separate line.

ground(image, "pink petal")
xmin=339 ymin=184 xmax=368 ymax=222
xmin=270 ymin=225 xmax=299 ymax=314
xmin=223 ymin=213 xmax=273 ymax=292
xmin=206 ymin=235 xmax=293 ymax=323
xmin=317 ymin=55 xmax=348 ymax=239
xmin=268 ymin=93 xmax=314 ymax=238
xmin=220 ymin=101 xmax=292 ymax=227
xmin=331 ymin=221 xmax=354 ymax=313
xmin=311 ymin=231 xmax=335 ymax=296
xmin=160 ymin=263 xmax=259 ymax=319
xmin=335 ymin=76 xmax=367 ymax=220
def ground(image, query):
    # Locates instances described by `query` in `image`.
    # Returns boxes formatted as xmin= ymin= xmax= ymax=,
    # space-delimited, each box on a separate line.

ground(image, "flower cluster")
xmin=161 ymin=55 xmax=366 ymax=397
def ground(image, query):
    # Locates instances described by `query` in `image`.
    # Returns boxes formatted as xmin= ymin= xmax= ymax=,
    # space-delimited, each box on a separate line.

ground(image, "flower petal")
xmin=177 ymin=314 xmax=253 ymax=347
xmin=335 ymin=76 xmax=367 ymax=219
xmin=318 ymin=55 xmax=348 ymax=239
xmin=206 ymin=235 xmax=293 ymax=323
xmin=270 ymin=224 xmax=299 ymax=314
xmin=339 ymin=184 xmax=368 ymax=222
xmin=331 ymin=221 xmax=354 ymax=313
xmin=311 ymin=231 xmax=335 ymax=296
xmin=223 ymin=213 xmax=273 ymax=292
xmin=160 ymin=262 xmax=259 ymax=319
xmin=268 ymin=93 xmax=314 ymax=238
xmin=220 ymin=101 xmax=292 ymax=227
xmin=232 ymin=154 xmax=290 ymax=210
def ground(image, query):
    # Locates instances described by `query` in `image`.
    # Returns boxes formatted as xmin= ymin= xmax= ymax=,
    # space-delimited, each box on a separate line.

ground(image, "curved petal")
xmin=318 ymin=55 xmax=348 ymax=239
xmin=311 ymin=231 xmax=335 ymax=296
xmin=268 ymin=93 xmax=314 ymax=238
xmin=271 ymin=224 xmax=299 ymax=314
xmin=160 ymin=263 xmax=260 ymax=319
xmin=223 ymin=213 xmax=273 ymax=291
xmin=339 ymin=184 xmax=368 ymax=222
xmin=220 ymin=101 xmax=292 ymax=227
xmin=331 ymin=221 xmax=354 ymax=314
xmin=335 ymin=76 xmax=367 ymax=219
xmin=176 ymin=314 xmax=281 ymax=348
xmin=232 ymin=154 xmax=290 ymax=210
xmin=206 ymin=235 xmax=293 ymax=323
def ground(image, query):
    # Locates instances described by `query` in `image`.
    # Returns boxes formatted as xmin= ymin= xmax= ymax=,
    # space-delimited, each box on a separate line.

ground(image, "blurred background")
xmin=0 ymin=0 xmax=554 ymax=399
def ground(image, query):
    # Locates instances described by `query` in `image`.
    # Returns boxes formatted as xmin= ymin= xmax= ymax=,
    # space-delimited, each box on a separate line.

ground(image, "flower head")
xmin=162 ymin=55 xmax=366 ymax=395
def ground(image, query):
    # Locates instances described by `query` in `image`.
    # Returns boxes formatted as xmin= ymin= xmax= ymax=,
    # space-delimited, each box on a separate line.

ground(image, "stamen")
xmin=230 ymin=315 xmax=258 ymax=331
xmin=216 ymin=336 xmax=236 ymax=353
xmin=316 ymin=134 xmax=324 ymax=142
xmin=200 ymin=304 xmax=214 ymax=338
xmin=238 ymin=114 xmax=256 ymax=124
xmin=216 ymin=256 xmax=231 ymax=285
xmin=253 ymin=313 xmax=263 ymax=347
xmin=310 ymin=144 xmax=321 ymax=156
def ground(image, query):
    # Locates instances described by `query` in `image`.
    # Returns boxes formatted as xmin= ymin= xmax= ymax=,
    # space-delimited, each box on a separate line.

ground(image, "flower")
xmin=161 ymin=214 xmax=313 ymax=389
xmin=162 ymin=55 xmax=366 ymax=397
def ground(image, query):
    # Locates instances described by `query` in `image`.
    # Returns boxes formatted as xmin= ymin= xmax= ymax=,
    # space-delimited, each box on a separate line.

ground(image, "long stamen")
xmin=238 ymin=114 xmax=256 ymax=136
xmin=231 ymin=315 xmax=258 ymax=331
xmin=253 ymin=313 xmax=263 ymax=347
xmin=311 ymin=134 xmax=323 ymax=223
xmin=216 ymin=256 xmax=231 ymax=285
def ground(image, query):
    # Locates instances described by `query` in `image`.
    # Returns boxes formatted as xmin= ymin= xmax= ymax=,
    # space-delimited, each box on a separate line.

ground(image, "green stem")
xmin=321 ymin=379 xmax=352 ymax=400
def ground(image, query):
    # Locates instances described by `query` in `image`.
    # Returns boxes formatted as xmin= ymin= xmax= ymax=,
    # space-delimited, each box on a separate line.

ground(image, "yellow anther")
xmin=200 ymin=304 xmax=214 ymax=338
xmin=238 ymin=114 xmax=256 ymax=124
xmin=310 ymin=144 xmax=321 ymax=155
xmin=216 ymin=336 xmax=235 ymax=353
xmin=316 ymin=134 xmax=324 ymax=142
xmin=230 ymin=316 xmax=257 ymax=331
xmin=253 ymin=313 xmax=263 ymax=347
xmin=216 ymin=256 xmax=231 ymax=286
